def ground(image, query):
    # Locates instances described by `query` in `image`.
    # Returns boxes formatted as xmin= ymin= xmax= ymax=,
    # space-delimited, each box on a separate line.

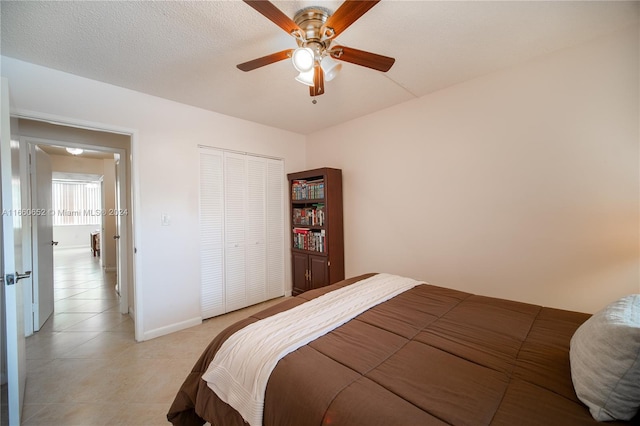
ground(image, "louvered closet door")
xmin=224 ymin=152 xmax=247 ymax=312
xmin=200 ymin=149 xmax=285 ymax=319
xmin=266 ymin=159 xmax=285 ymax=299
xmin=199 ymin=150 xmax=225 ymax=318
xmin=246 ymin=157 xmax=267 ymax=305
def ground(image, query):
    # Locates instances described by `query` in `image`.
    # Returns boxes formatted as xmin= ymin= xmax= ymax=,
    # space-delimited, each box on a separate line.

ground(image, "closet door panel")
xmin=246 ymin=157 xmax=266 ymax=305
xmin=266 ymin=159 xmax=285 ymax=299
xmin=225 ymin=244 xmax=246 ymax=311
xmin=199 ymin=151 xmax=225 ymax=319
xmin=224 ymin=153 xmax=247 ymax=311
xmin=224 ymin=153 xmax=247 ymax=245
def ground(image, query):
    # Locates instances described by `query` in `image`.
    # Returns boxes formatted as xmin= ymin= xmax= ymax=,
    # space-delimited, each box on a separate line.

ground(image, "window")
xmin=51 ymin=180 xmax=102 ymax=226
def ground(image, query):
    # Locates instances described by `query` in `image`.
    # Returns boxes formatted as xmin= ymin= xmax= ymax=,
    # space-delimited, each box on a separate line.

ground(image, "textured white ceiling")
xmin=1 ymin=1 xmax=638 ymax=135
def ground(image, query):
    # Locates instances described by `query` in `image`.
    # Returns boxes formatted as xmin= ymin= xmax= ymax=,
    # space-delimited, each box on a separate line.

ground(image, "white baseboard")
xmin=141 ymin=316 xmax=202 ymax=341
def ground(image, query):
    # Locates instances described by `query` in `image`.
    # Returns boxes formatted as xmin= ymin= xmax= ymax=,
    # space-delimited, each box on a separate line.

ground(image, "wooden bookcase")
xmin=288 ymin=167 xmax=344 ymax=295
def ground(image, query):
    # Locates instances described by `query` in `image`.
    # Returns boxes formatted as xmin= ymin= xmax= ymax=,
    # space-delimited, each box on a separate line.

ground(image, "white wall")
xmin=49 ymin=154 xmax=104 ymax=175
xmin=1 ymin=57 xmax=307 ymax=340
xmin=53 ymin=225 xmax=98 ymax=249
xmin=306 ymin=26 xmax=640 ymax=314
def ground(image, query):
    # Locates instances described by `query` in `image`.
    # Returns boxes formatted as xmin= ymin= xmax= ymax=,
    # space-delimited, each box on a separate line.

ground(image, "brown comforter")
xmin=167 ymin=273 xmax=637 ymax=426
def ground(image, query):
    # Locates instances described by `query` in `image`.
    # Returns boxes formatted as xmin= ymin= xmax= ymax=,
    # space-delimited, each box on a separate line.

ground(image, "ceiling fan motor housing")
xmin=293 ymin=7 xmax=333 ymax=56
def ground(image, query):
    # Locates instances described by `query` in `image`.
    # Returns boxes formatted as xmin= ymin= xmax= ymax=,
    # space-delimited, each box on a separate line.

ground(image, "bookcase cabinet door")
xmin=292 ymin=251 xmax=309 ymax=295
xmin=309 ymin=255 xmax=328 ymax=290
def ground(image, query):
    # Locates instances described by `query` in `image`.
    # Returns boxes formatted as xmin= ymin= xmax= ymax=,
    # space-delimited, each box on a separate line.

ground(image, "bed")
xmin=167 ymin=273 xmax=639 ymax=426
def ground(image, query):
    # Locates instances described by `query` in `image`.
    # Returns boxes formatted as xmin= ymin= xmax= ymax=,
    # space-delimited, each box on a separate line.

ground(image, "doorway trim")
xmin=11 ymin=108 xmax=142 ymax=342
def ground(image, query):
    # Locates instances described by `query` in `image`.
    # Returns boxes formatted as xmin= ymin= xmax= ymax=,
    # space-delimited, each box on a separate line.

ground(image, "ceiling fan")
xmin=237 ymin=0 xmax=395 ymax=97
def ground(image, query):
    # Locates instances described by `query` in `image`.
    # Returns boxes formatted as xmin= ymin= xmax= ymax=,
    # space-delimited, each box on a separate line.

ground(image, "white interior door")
xmin=246 ymin=156 xmax=266 ymax=306
xmin=1 ymin=77 xmax=27 ymax=425
xmin=31 ymin=145 xmax=54 ymax=331
xmin=199 ymin=149 xmax=285 ymax=319
xmin=265 ymin=158 xmax=285 ymax=299
xmin=224 ymin=152 xmax=247 ymax=312
xmin=114 ymin=155 xmax=128 ymax=314
xmin=199 ymin=149 xmax=225 ymax=319
xmin=114 ymin=159 xmax=120 ymax=297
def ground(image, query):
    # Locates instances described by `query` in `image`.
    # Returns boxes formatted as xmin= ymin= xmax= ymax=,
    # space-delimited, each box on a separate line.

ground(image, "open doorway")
xmin=15 ymin=118 xmax=135 ymax=339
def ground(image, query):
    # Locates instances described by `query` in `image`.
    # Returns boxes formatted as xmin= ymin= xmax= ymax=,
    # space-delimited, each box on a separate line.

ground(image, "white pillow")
xmin=570 ymin=294 xmax=640 ymax=421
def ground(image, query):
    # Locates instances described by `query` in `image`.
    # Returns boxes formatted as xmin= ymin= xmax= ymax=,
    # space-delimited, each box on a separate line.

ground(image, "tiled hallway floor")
xmin=22 ymin=247 xmax=284 ymax=425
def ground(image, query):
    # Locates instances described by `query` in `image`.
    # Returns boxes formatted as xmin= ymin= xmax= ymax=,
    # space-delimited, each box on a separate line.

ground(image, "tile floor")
xmin=21 ymin=247 xmax=285 ymax=425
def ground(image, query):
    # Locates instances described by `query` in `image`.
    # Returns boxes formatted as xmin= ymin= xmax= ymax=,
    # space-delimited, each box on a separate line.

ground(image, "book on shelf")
xmin=292 ymin=204 xmax=325 ymax=226
xmin=314 ymin=204 xmax=325 ymax=226
xmin=291 ymin=180 xmax=307 ymax=200
xmin=292 ymin=228 xmax=326 ymax=252
xmin=291 ymin=178 xmax=324 ymax=200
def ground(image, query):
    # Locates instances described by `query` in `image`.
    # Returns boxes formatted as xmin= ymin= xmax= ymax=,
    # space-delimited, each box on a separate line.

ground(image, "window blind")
xmin=51 ymin=180 xmax=102 ymax=226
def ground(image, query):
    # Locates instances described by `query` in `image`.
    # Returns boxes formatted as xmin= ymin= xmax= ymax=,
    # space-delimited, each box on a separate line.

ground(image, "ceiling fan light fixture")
xmin=295 ymin=69 xmax=315 ymax=87
xmin=320 ymin=55 xmax=342 ymax=82
xmin=237 ymin=0 xmax=395 ymax=97
xmin=292 ymin=47 xmax=315 ymax=73
xmin=66 ymin=147 xmax=84 ymax=156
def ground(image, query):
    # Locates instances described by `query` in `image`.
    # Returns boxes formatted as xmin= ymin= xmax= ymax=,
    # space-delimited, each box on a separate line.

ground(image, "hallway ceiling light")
xmin=66 ymin=147 xmax=84 ymax=156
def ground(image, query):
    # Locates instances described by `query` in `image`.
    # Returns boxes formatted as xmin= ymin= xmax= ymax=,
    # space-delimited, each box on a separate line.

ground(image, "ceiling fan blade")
xmin=310 ymin=65 xmax=325 ymax=97
xmin=237 ymin=49 xmax=293 ymax=72
xmin=243 ymin=0 xmax=301 ymax=35
xmin=323 ymin=0 xmax=380 ymax=38
xmin=330 ymin=46 xmax=395 ymax=72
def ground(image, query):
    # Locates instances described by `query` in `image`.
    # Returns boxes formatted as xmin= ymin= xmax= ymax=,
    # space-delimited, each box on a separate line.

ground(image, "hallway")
xmin=22 ymin=247 xmax=144 ymax=424
xmin=39 ymin=247 xmax=126 ymax=335
xmin=20 ymin=246 xmax=284 ymax=425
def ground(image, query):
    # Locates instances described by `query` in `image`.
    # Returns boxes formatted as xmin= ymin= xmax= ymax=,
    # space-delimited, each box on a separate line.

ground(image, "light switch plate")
xmin=161 ymin=213 xmax=171 ymax=226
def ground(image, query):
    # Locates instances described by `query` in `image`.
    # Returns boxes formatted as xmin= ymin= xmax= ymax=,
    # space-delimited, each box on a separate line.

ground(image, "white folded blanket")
xmin=202 ymin=273 xmax=424 ymax=426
